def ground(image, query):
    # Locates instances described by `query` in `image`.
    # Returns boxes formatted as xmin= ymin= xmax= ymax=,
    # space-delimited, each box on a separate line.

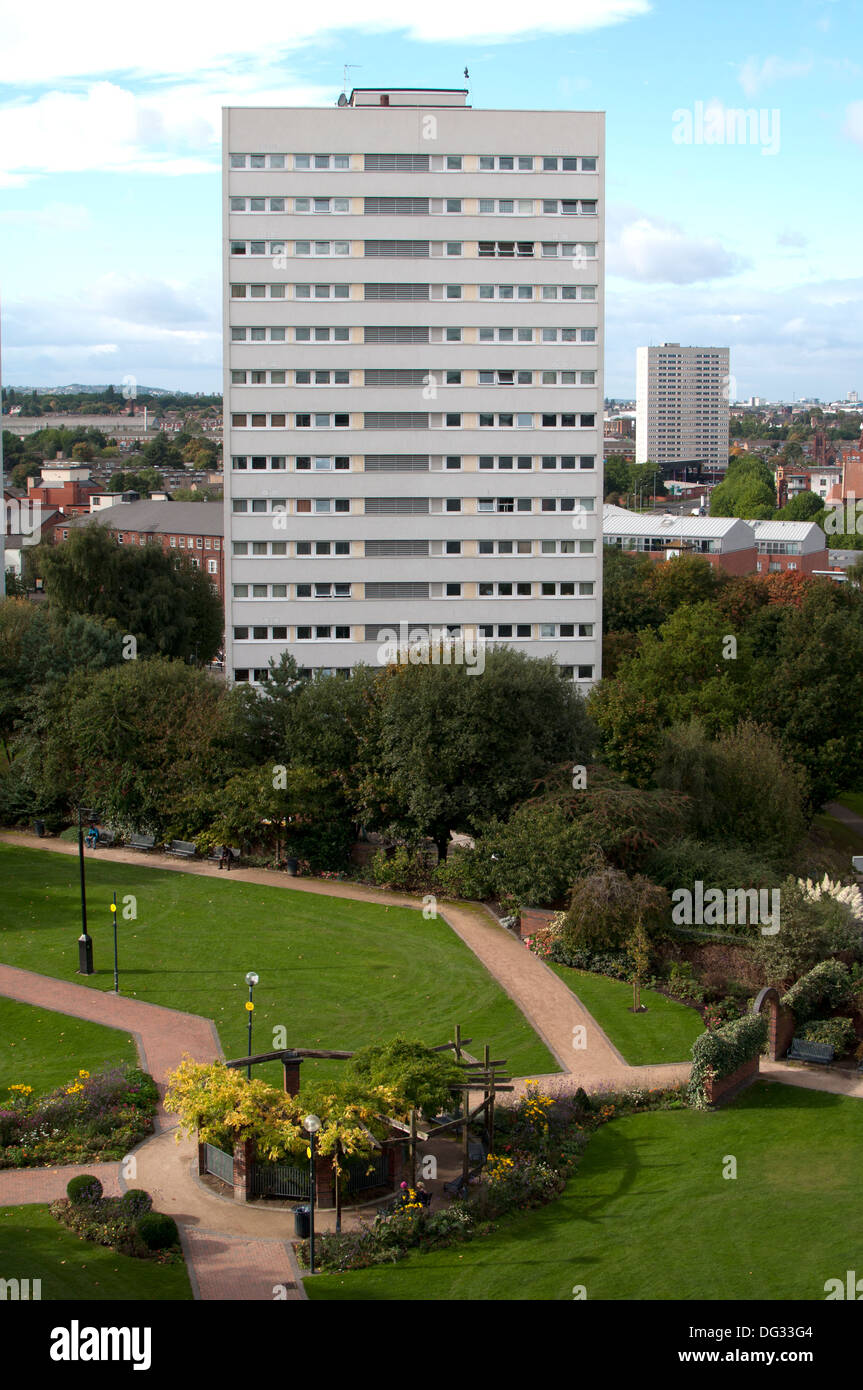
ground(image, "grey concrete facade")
xmin=223 ymin=91 xmax=604 ymax=684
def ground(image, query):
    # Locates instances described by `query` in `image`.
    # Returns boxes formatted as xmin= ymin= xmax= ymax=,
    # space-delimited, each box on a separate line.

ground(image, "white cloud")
xmin=842 ymin=100 xmax=863 ymax=148
xmin=776 ymin=229 xmax=808 ymax=249
xmin=0 ymin=202 xmax=92 ymax=229
xmin=737 ymin=54 xmax=812 ymax=98
xmin=607 ymin=212 xmax=745 ymax=284
xmin=0 ymin=1 xmax=650 ymax=84
xmin=3 ymin=272 xmax=221 ymax=387
xmin=604 ymin=275 xmax=863 ymax=399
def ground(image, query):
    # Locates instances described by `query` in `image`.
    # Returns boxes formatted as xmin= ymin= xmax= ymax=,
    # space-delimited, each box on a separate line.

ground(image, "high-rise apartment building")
xmin=635 ymin=344 xmax=730 ymax=471
xmin=223 ymin=89 xmax=604 ymax=685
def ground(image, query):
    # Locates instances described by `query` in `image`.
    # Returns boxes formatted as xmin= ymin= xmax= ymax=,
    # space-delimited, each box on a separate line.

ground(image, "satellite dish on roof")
xmin=337 ymin=93 xmax=348 ymax=106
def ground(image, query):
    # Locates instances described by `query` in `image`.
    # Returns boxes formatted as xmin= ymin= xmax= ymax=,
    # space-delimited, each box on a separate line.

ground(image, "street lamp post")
xmin=110 ymin=892 xmax=119 ymax=993
xmin=244 ymin=972 xmax=259 ymax=1079
xmin=303 ymin=1113 xmax=321 ymax=1274
xmin=76 ymin=806 xmax=94 ymax=975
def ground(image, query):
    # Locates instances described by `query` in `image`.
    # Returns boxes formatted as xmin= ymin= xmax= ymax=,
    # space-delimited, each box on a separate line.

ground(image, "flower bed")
xmin=50 ymin=1179 xmax=182 ymax=1264
xmin=297 ymin=1080 xmax=688 ymax=1273
xmin=0 ymin=1065 xmax=158 ymax=1168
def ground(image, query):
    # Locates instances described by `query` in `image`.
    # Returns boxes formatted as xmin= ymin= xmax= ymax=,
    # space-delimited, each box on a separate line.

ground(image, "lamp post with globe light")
xmin=303 ymin=1113 xmax=321 ymax=1273
xmin=245 ymin=972 xmax=259 ymax=1079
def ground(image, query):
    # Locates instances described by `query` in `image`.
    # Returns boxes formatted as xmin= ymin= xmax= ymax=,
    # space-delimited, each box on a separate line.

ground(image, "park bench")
xmin=443 ymin=1174 xmax=468 ymax=1199
xmin=95 ymin=829 xmax=116 ymax=848
xmin=208 ymin=845 xmax=240 ymax=864
xmin=128 ymin=833 xmax=156 ymax=852
xmin=786 ymin=1038 xmax=835 ymax=1066
xmin=166 ymin=840 xmax=197 ymax=858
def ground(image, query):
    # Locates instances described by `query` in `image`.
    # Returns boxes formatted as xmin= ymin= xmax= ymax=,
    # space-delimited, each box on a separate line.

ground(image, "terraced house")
xmin=223 ymin=87 xmax=605 ymax=683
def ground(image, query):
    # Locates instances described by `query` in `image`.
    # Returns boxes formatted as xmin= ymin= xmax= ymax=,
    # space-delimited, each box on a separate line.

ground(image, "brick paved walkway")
xmin=0 ymin=1162 xmax=123 ymax=1205
xmin=6 ymin=831 xmax=861 ymax=1300
xmin=182 ymin=1230 xmax=305 ymax=1301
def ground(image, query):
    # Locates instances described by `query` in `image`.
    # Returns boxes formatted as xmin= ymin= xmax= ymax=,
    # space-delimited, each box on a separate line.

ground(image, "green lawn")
xmin=0 ymin=844 xmax=556 ymax=1087
xmin=0 ymin=997 xmax=138 ymax=1098
xmin=307 ymin=1083 xmax=863 ymax=1301
xmin=548 ymin=963 xmax=704 ymax=1065
xmin=0 ymin=1205 xmax=192 ymax=1300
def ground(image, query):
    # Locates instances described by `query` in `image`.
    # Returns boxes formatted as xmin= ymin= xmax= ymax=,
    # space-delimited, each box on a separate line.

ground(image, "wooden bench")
xmin=129 ymin=833 xmax=156 ymax=852
xmin=787 ymin=1038 xmax=835 ymax=1066
xmin=166 ymin=840 xmax=197 ymax=859
xmin=96 ymin=829 xmax=117 ymax=848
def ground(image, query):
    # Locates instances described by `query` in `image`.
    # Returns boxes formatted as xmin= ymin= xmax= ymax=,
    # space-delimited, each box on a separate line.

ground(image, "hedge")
xmin=688 ymin=1012 xmax=767 ymax=1108
xmin=798 ymin=1017 xmax=856 ymax=1054
xmin=781 ymin=960 xmax=852 ymax=1025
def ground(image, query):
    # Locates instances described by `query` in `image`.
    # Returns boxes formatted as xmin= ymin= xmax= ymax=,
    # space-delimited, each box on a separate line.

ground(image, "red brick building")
xmin=27 ymin=461 xmax=98 ymax=516
xmin=57 ymin=501 xmax=225 ymax=598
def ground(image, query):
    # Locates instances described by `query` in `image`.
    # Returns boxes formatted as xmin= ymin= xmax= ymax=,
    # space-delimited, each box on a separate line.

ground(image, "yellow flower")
xmin=78 ymin=1070 xmax=90 ymax=1079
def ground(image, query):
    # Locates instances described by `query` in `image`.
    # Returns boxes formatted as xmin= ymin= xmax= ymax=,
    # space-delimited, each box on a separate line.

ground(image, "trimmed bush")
xmin=689 ymin=1013 xmax=767 ymax=1108
xmin=781 ymin=960 xmax=853 ymax=1025
xmin=798 ymin=1017 xmax=857 ymax=1055
xmin=548 ymin=942 xmax=634 ymax=981
xmin=136 ymin=1212 xmax=179 ymax=1251
xmin=120 ymin=1188 xmax=153 ymax=1219
xmin=66 ymin=1174 xmax=103 ymax=1205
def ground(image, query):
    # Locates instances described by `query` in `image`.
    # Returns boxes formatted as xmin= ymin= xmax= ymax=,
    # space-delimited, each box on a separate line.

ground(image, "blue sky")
xmin=1 ymin=0 xmax=861 ymax=400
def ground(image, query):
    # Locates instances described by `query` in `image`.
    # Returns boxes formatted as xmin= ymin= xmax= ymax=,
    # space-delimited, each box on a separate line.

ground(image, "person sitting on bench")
xmin=218 ymin=846 xmax=233 ymax=872
xmin=85 ymin=822 xmax=100 ymax=849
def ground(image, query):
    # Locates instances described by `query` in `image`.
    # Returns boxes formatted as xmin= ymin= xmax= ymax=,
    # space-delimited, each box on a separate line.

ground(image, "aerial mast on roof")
xmin=340 ymin=65 xmax=361 ymax=104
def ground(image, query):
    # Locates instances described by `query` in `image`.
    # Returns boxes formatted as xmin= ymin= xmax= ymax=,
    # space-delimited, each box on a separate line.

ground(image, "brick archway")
xmin=752 ymin=986 xmax=794 ymax=1060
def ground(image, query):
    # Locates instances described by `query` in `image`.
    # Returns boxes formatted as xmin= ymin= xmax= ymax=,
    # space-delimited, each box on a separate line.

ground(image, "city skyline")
xmin=1 ymin=0 xmax=861 ymax=399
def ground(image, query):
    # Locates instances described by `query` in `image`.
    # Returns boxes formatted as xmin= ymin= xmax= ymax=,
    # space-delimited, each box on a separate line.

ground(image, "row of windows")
xmin=230 ymin=195 xmax=599 ymax=216
xmin=233 ymin=495 xmax=595 ymax=515
xmin=229 ymin=368 xmax=597 ymax=387
xmin=229 ymin=152 xmax=598 ymax=172
xmin=234 ymin=662 xmax=595 ymax=682
xmin=231 ymin=581 xmax=595 ymax=602
xmin=230 ymin=238 xmax=598 ymax=260
xmin=233 ymin=535 xmax=597 ymax=553
xmin=604 ymin=536 xmax=722 ymax=555
xmin=230 ymin=410 xmax=598 ymax=429
xmin=231 ymin=453 xmax=597 ymax=471
xmin=232 ymin=577 xmax=596 ymax=597
xmin=230 ymin=281 xmax=597 ymax=300
xmin=234 ymin=621 xmax=595 ymax=641
xmin=230 ymin=325 xmax=598 ymax=343
xmin=229 ymin=538 xmax=593 ymax=559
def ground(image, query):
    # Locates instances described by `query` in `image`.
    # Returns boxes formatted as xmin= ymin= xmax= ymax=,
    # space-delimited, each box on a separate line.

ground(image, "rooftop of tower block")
xmin=347 ymin=88 xmax=470 ymax=108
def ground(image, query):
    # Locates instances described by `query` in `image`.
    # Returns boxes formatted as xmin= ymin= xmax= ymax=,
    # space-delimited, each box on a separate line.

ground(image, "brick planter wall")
xmin=704 ymin=1055 xmax=759 ymax=1107
xmin=518 ymin=907 xmax=557 ymax=939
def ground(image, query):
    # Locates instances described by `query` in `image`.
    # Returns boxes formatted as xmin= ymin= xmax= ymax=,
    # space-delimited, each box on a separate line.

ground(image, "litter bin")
xmin=294 ymin=1204 xmax=311 ymax=1239
xmin=33 ymin=820 xmax=46 ymax=838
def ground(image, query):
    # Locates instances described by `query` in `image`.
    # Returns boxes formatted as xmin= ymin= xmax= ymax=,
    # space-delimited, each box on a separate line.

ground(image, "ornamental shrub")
xmin=120 ymin=1189 xmax=153 ymax=1219
xmin=781 ymin=960 xmax=853 ymax=1025
xmin=66 ymin=1174 xmax=103 ymax=1205
xmin=688 ymin=1013 xmax=768 ymax=1108
xmin=798 ymin=1017 xmax=856 ymax=1054
xmin=136 ymin=1212 xmax=179 ymax=1251
xmin=548 ymin=942 xmax=634 ymax=981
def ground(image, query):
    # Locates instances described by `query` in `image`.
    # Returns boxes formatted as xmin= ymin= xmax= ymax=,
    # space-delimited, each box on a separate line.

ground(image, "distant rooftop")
xmin=65 ymin=500 xmax=223 ymax=537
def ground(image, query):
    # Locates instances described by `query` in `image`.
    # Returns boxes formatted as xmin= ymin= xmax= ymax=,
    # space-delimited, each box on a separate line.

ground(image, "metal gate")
xmin=204 ymin=1143 xmax=234 ymax=1187
xmin=251 ymin=1161 xmax=310 ymax=1199
xmin=344 ymin=1153 xmax=390 ymax=1194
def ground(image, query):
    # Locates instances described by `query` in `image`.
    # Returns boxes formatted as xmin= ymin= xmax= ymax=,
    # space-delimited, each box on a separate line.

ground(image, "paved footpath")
xmin=2 ymin=831 xmax=860 ymax=1299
